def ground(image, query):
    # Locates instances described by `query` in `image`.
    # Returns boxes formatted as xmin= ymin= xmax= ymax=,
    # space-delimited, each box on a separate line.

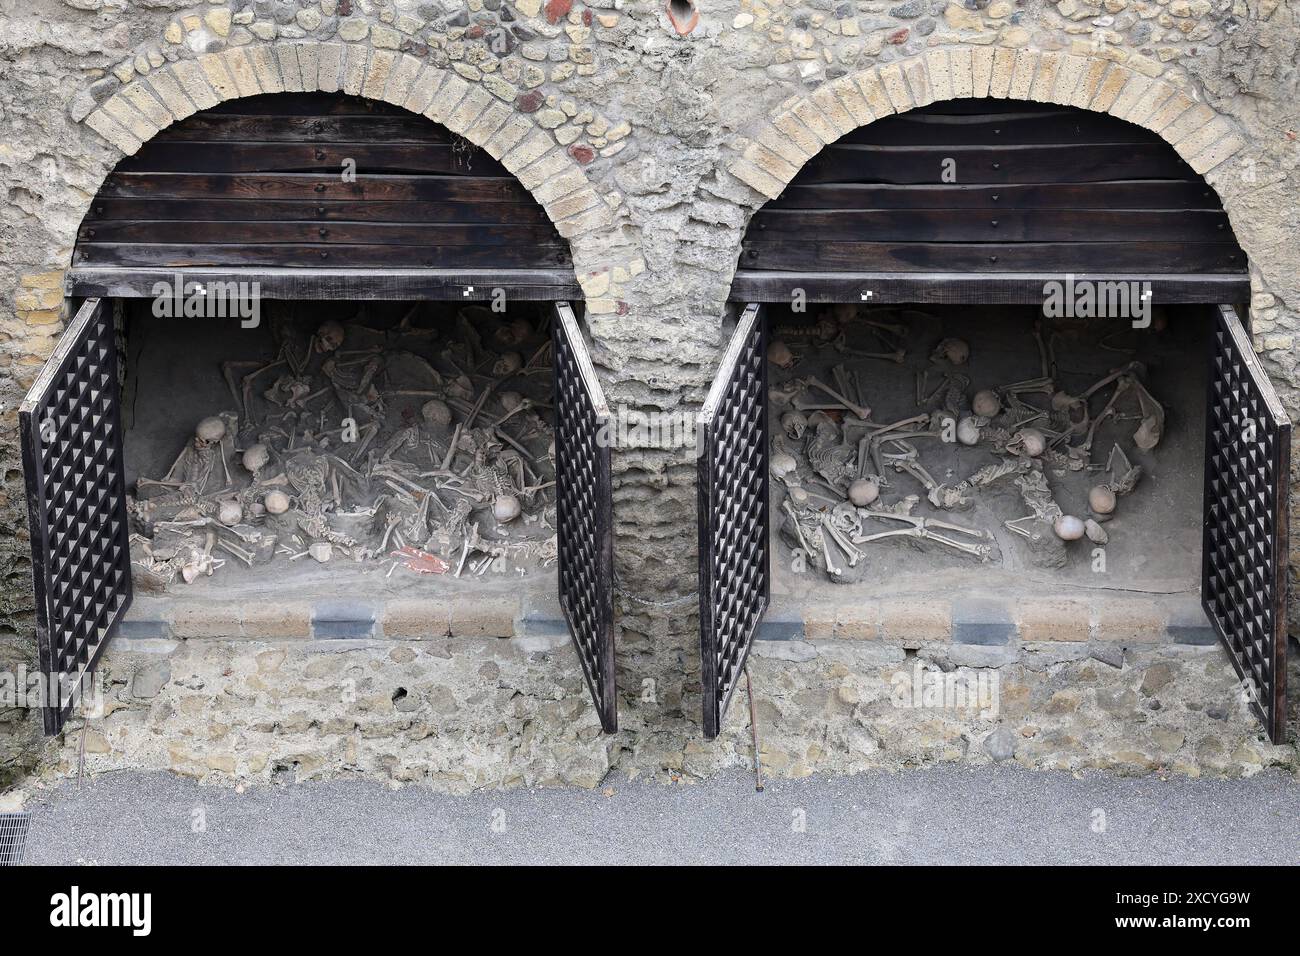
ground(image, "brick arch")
xmin=731 ymin=48 xmax=1246 ymax=202
xmin=77 ymin=40 xmax=614 ymax=256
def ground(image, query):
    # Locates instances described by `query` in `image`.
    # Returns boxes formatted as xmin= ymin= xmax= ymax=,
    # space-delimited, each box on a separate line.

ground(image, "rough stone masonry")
xmin=1 ymin=0 xmax=1298 ymax=788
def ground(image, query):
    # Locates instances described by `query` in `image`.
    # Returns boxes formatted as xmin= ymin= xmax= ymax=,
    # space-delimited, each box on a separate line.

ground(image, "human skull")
xmin=1053 ymin=514 xmax=1086 ymax=541
xmin=420 ymin=399 xmax=452 ymax=427
xmin=781 ymin=411 xmax=809 ymax=441
xmin=498 ymin=391 xmax=525 ymax=412
xmin=813 ymin=317 xmax=838 ymax=342
xmin=933 ymin=337 xmax=970 ymax=366
xmin=1085 ymin=518 xmax=1109 ymax=544
xmin=241 ymin=442 xmax=270 ymax=474
xmin=1051 ymin=390 xmax=1080 ymax=413
xmin=771 ymin=451 xmax=798 ymax=481
xmin=314 ymin=320 xmax=345 ymax=353
xmin=830 ymin=501 xmax=862 ymax=537
xmin=767 ymin=340 xmax=794 ymax=369
xmin=217 ymin=498 xmax=243 ymax=526
xmin=847 ymin=477 xmax=879 ymax=507
xmin=495 ymin=318 xmax=533 ymax=348
xmin=829 ymin=303 xmax=856 ymax=325
xmin=264 ymin=490 xmax=291 ymax=515
xmin=1088 ymin=484 xmax=1117 ymax=515
xmin=493 ymin=352 xmax=524 ymax=377
xmin=956 ymin=417 xmax=982 ymax=446
xmin=1007 ymin=427 xmax=1046 ymax=457
xmin=195 ymin=416 xmax=227 ymax=446
xmin=971 ymin=389 xmax=1001 ymax=418
xmin=493 ymin=494 xmax=522 ymax=523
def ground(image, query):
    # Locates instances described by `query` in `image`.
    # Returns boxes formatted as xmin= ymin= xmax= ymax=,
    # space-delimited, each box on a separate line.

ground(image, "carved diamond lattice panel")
xmin=698 ymin=304 xmax=770 ymax=739
xmin=19 ymin=298 xmax=132 ymax=736
xmin=1203 ymin=305 xmax=1290 ymax=744
xmin=552 ymin=303 xmax=616 ymax=733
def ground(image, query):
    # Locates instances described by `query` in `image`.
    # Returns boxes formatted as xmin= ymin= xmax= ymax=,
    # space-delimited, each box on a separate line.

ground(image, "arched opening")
xmin=698 ymin=98 xmax=1287 ymax=743
xmin=20 ymin=93 xmax=616 ymax=736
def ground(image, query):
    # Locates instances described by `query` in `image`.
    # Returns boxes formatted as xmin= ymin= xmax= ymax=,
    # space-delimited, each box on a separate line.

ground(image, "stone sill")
xmin=121 ymin=586 xmax=566 ymax=644
xmin=759 ymin=591 xmax=1215 ymax=649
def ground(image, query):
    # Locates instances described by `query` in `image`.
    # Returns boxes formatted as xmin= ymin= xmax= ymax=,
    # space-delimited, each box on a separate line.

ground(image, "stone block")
xmin=833 ymin=600 xmax=881 ymax=640
xmin=245 ymin=45 xmax=284 ymax=96
xmin=1070 ymin=58 xmax=1110 ymax=109
xmin=384 ymin=53 xmax=423 ymax=106
xmin=878 ymin=63 xmax=914 ymax=112
xmin=316 ymin=42 xmax=344 ymax=93
xmin=170 ymin=60 xmax=220 ymax=111
xmin=382 ymin=599 xmax=453 ymax=639
xmin=756 ymin=124 xmax=812 ymax=167
xmin=791 ymin=99 xmax=842 ymax=144
xmin=925 ymin=49 xmax=952 ymax=103
xmin=989 ymin=46 xmax=1017 ymax=98
xmin=361 ymin=48 xmax=398 ymax=100
xmin=854 ymin=69 xmax=896 ymax=119
xmin=101 ymin=95 xmax=158 ymax=142
xmin=342 ymin=43 xmax=370 ymax=96
xmin=971 ymin=46 xmax=995 ymax=98
xmin=276 ymin=44 xmax=304 ymax=93
xmin=450 ymin=596 xmax=517 ymax=638
xmin=1008 ymin=49 xmax=1039 ymax=100
xmin=121 ymin=83 xmax=173 ymax=129
xmin=425 ymin=74 xmax=470 ymax=125
xmin=484 ymin=115 xmax=533 ymax=160
xmin=949 ymin=47 xmax=974 ymax=99
xmin=1089 ymin=65 xmax=1129 ymax=112
xmin=1187 ymin=134 xmax=1245 ymax=175
xmin=880 ymin=596 xmax=951 ymax=645
xmin=809 ymin=85 xmax=856 ymax=136
xmin=772 ymin=111 xmax=824 ymax=157
xmin=952 ymin=597 xmax=1014 ymax=645
xmin=728 ymin=158 xmax=784 ymax=200
xmin=1091 ymin=598 xmax=1168 ymax=644
xmin=220 ymin=48 xmax=263 ymax=97
xmin=1016 ymin=597 xmax=1091 ymax=642
xmin=828 ymin=75 xmax=874 ymax=126
xmin=1029 ymin=52 xmax=1062 ymax=103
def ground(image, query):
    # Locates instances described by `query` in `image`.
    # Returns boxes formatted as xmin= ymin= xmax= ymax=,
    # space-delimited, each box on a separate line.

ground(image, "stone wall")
xmin=2 ymin=0 xmax=1298 ymax=786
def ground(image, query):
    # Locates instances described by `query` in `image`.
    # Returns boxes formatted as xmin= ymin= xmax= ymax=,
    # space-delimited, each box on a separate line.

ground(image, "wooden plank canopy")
xmin=72 ymin=91 xmax=576 ymax=296
xmin=732 ymin=98 xmax=1248 ymax=304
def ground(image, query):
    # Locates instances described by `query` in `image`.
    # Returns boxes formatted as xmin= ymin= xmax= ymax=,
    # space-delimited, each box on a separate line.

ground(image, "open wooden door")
xmin=19 ymin=298 xmax=133 ymax=735
xmin=1203 ymin=304 xmax=1291 ymax=744
xmin=552 ymin=302 xmax=617 ymax=732
xmin=697 ymin=303 xmax=770 ymax=738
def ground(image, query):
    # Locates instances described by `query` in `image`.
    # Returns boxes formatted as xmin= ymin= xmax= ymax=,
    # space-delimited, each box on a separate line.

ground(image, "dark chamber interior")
xmin=119 ymin=298 xmax=560 ymax=604
xmin=767 ymin=302 xmax=1210 ymax=607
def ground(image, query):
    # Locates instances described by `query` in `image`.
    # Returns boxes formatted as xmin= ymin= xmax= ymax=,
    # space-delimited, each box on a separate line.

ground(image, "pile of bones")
xmin=768 ymin=304 xmax=1165 ymax=581
xmin=127 ymin=304 xmax=559 ymax=589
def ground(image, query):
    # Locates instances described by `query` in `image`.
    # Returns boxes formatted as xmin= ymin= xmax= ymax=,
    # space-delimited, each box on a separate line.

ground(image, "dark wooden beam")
xmin=727 ymin=271 xmax=1251 ymax=305
xmin=66 ymin=266 xmax=582 ymax=302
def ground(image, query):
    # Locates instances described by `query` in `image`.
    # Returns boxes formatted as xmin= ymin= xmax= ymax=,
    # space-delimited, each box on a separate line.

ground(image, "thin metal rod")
xmin=77 ymin=718 xmax=87 ymax=789
xmin=744 ymin=664 xmax=764 ymax=792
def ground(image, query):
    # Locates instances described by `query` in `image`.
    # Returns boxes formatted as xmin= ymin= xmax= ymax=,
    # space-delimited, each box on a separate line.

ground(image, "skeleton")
xmin=852 ymin=510 xmax=991 ymax=559
xmin=133 ymin=303 xmax=561 ymax=591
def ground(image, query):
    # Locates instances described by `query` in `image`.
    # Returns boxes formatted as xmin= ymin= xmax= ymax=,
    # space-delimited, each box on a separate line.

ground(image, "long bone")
xmin=852 ymin=512 xmax=990 ymax=558
xmin=820 ymin=513 xmax=863 ymax=567
xmin=831 ymin=333 xmax=905 ymax=364
xmin=805 ymin=375 xmax=872 ymax=420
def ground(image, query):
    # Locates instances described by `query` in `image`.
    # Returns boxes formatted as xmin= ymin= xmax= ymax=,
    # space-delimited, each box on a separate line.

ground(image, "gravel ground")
xmin=17 ymin=765 xmax=1300 ymax=865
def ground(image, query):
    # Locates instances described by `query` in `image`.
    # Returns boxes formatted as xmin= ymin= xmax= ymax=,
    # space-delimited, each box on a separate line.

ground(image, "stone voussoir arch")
xmin=729 ymin=47 xmax=1248 ymax=203
xmin=77 ymin=39 xmax=622 ymax=286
